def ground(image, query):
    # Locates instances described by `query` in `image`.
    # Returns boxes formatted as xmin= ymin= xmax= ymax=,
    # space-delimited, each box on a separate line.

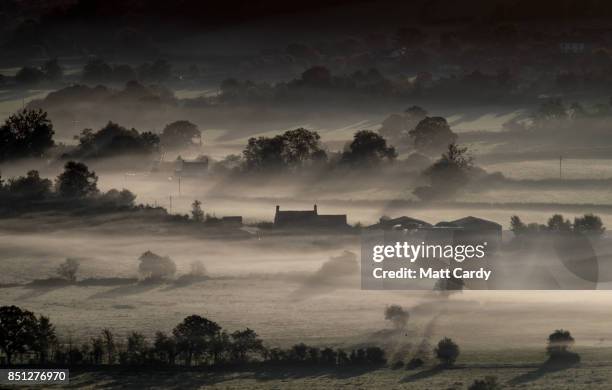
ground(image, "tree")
xmin=160 ymin=120 xmax=201 ymax=150
xmin=574 ymin=214 xmax=605 ymax=236
xmin=299 ymin=66 xmax=332 ymax=88
xmin=395 ymin=27 xmax=426 ymax=47
xmin=100 ymin=189 xmax=136 ymax=207
xmin=409 ymin=117 xmax=457 ymax=155
xmin=191 ymin=200 xmax=204 ymax=222
xmin=341 ymin=130 xmax=396 ymax=166
xmin=320 ymin=347 xmax=337 ymax=366
xmin=414 ymin=143 xmax=473 ymax=200
xmin=154 ymin=332 xmax=177 ymax=365
xmin=15 ymin=66 xmax=45 ymax=85
xmin=230 ymin=328 xmax=264 ymax=363
xmin=510 ymin=215 xmax=527 ymax=235
xmin=434 ymin=337 xmax=460 ymax=366
xmin=101 ymin=328 xmax=116 ymax=364
xmin=546 ymin=329 xmax=579 ymax=363
xmin=281 ymin=128 xmax=326 ymax=167
xmin=547 ymin=214 xmax=572 ymax=232
xmin=56 ymin=258 xmax=80 ymax=282
xmin=173 ymin=315 xmax=221 ymax=366
xmin=289 ymin=343 xmax=308 ymax=362
xmin=384 ymin=305 xmax=409 ymax=329
xmin=138 ymin=59 xmax=172 ymax=82
xmin=126 ymin=332 xmax=148 ymax=365
xmin=535 ymin=98 xmax=567 ymax=124
xmin=405 ymin=105 xmax=428 ymax=119
xmin=0 ymin=109 xmax=54 ymax=161
xmin=5 ymin=170 xmax=52 ymax=200
xmin=33 ymin=315 xmax=57 ymax=364
xmin=111 ymin=64 xmax=137 ymax=83
xmin=365 ymin=347 xmax=386 ymax=364
xmin=73 ymin=122 xmax=159 ymax=158
xmin=82 ymin=58 xmax=112 ymax=83
xmin=242 ymin=129 xmax=326 ymax=171
xmin=138 ymin=251 xmax=176 ymax=281
xmin=0 ymin=305 xmax=39 ymax=365
xmin=90 ymin=337 xmax=104 ymax=365
xmin=56 ymin=161 xmax=98 ymax=198
xmin=468 ymin=376 xmax=499 ymax=390
xmin=42 ymin=59 xmax=63 ymax=81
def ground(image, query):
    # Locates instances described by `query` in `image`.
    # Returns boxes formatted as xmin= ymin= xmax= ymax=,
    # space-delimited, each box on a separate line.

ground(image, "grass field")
xmin=50 ymin=356 xmax=612 ymax=389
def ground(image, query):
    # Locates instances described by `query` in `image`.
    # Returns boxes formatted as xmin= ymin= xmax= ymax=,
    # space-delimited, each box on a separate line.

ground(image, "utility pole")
xmin=559 ymin=156 xmax=563 ymax=179
xmin=169 ymin=195 xmax=172 ymax=213
xmin=178 ymin=175 xmax=181 ymax=196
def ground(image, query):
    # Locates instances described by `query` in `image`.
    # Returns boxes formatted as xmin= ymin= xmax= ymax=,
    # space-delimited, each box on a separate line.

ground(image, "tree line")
xmin=0 ymin=305 xmax=578 ymax=375
xmin=0 ymin=305 xmax=386 ymax=368
xmin=0 ymin=161 xmax=135 ymax=212
xmin=510 ymin=213 xmax=605 ymax=237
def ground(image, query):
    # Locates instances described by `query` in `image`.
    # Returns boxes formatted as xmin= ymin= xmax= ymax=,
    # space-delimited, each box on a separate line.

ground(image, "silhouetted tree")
xmin=469 ymin=376 xmax=500 ymax=390
xmin=0 ymin=305 xmax=39 ymax=365
xmin=289 ymin=343 xmax=308 ymax=362
xmin=320 ymin=347 xmax=337 ymax=366
xmin=42 ymin=59 xmax=63 ymax=81
xmin=574 ymin=214 xmax=605 ymax=236
xmin=138 ymin=59 xmax=172 ymax=82
xmin=409 ymin=117 xmax=457 ymax=155
xmin=434 ymin=337 xmax=460 ymax=367
xmin=15 ymin=66 xmax=45 ymax=85
xmin=126 ymin=332 xmax=148 ymax=365
xmin=99 ymin=189 xmax=136 ymax=208
xmin=0 ymin=109 xmax=54 ymax=161
xmin=56 ymin=161 xmax=98 ymax=198
xmin=547 ymin=214 xmax=572 ymax=232
xmin=173 ymin=315 xmax=221 ymax=366
xmin=414 ymin=143 xmax=473 ymax=200
xmin=111 ymin=64 xmax=137 ymax=83
xmin=4 ymin=170 xmax=52 ymax=200
xmin=281 ymin=128 xmax=327 ymax=167
xmin=33 ymin=315 xmax=57 ymax=364
xmin=90 ymin=337 xmax=104 ymax=365
xmin=230 ymin=328 xmax=264 ymax=363
xmin=82 ymin=58 xmax=113 ymax=83
xmin=243 ymin=128 xmax=325 ymax=171
xmin=535 ymin=98 xmax=567 ymax=124
xmin=161 ymin=120 xmax=201 ymax=150
xmin=510 ymin=215 xmax=527 ymax=235
xmin=191 ymin=200 xmax=204 ymax=222
xmin=299 ymin=66 xmax=332 ymax=88
xmin=73 ymin=122 xmax=159 ymax=158
xmin=365 ymin=347 xmax=386 ymax=364
xmin=546 ymin=329 xmax=574 ymax=356
xmin=341 ymin=130 xmax=396 ymax=166
xmin=101 ymin=329 xmax=116 ymax=364
xmin=154 ymin=331 xmax=177 ymax=365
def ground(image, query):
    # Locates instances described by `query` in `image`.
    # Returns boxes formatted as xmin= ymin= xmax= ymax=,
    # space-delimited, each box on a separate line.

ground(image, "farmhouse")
xmin=274 ymin=205 xmax=348 ymax=229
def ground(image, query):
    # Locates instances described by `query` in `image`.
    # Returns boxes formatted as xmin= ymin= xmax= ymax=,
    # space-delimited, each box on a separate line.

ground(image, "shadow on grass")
xmin=88 ymin=280 xmax=162 ymax=299
xmin=508 ymin=358 xmax=579 ymax=385
xmin=161 ymin=275 xmax=209 ymax=291
xmin=64 ymin=365 xmax=379 ymax=389
xmin=400 ymin=365 xmax=445 ymax=383
xmin=17 ymin=278 xmax=73 ymax=300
